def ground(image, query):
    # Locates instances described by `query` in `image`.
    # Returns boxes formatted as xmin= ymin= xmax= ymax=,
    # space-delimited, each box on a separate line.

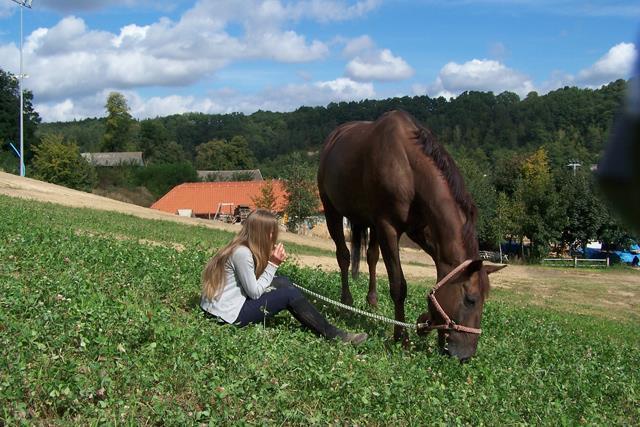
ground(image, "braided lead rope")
xmin=290 ymin=281 xmax=428 ymax=330
xmin=289 ymin=258 xmax=482 ymax=335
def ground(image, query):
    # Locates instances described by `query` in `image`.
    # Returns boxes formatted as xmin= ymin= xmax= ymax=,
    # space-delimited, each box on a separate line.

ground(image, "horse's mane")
xmin=403 ymin=112 xmax=479 ymax=256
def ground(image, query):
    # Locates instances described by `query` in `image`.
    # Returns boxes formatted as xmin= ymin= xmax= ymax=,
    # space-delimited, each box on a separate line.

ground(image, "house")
xmin=150 ymin=180 xmax=288 ymax=220
xmin=81 ymin=152 xmax=144 ymax=167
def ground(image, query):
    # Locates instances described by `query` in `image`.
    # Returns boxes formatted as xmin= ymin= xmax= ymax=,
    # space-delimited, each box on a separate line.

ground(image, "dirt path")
xmin=0 ymin=172 xmax=336 ymax=250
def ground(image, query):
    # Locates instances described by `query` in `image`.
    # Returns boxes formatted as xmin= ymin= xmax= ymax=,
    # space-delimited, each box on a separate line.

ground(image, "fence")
xmin=542 ymin=257 xmax=610 ymax=268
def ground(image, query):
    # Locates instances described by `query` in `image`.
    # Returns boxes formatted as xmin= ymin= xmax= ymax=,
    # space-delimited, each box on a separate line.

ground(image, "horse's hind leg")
xmin=322 ymin=198 xmax=353 ymax=306
xmin=366 ymin=227 xmax=379 ymax=308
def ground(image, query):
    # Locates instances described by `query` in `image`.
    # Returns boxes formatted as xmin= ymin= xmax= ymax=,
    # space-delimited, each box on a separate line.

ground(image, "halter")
xmin=419 ymin=259 xmax=482 ymax=335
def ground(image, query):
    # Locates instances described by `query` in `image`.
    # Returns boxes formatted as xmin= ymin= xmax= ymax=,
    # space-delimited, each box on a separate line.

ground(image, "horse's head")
xmin=418 ymin=260 xmax=506 ymax=362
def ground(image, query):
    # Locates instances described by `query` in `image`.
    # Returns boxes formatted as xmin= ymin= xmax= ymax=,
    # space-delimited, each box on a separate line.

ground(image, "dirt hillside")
xmin=0 ymin=172 xmax=431 ymax=272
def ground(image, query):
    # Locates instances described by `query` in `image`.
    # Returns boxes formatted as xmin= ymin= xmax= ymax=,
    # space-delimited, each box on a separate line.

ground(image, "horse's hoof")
xmin=366 ymin=293 xmax=378 ymax=308
xmin=341 ymin=293 xmax=353 ymax=306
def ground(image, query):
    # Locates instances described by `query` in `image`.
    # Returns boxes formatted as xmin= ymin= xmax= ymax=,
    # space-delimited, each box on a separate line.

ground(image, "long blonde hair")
xmin=201 ymin=209 xmax=279 ymax=301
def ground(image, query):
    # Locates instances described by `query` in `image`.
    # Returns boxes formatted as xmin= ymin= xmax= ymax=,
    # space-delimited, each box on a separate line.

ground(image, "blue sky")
xmin=0 ymin=0 xmax=638 ymax=122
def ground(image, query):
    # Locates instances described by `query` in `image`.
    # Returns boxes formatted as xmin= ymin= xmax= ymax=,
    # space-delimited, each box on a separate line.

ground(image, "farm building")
xmin=81 ymin=152 xmax=144 ymax=167
xmin=150 ymin=180 xmax=287 ymax=221
xmin=197 ymin=169 xmax=263 ymax=181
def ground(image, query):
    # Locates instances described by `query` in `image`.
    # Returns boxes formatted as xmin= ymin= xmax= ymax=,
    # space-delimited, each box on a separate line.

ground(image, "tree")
xmin=557 ymin=168 xmax=605 ymax=254
xmin=283 ymin=153 xmax=318 ymax=232
xmin=252 ymin=180 xmax=277 ymax=212
xmin=0 ymin=68 xmax=41 ymax=164
xmin=135 ymin=162 xmax=198 ymax=198
xmin=516 ymin=148 xmax=564 ymax=259
xmin=31 ymin=133 xmax=97 ymax=191
xmin=195 ymin=136 xmax=256 ymax=170
xmin=456 ymin=156 xmax=497 ymax=248
xmin=102 ymin=92 xmax=133 ymax=152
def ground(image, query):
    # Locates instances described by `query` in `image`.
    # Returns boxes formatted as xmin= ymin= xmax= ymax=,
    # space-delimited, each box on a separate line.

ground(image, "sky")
xmin=0 ymin=0 xmax=638 ymax=122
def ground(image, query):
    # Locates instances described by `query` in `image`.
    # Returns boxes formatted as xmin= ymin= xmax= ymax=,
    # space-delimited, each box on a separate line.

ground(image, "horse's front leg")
xmin=377 ymin=220 xmax=408 ymax=345
xmin=366 ymin=227 xmax=379 ymax=308
xmin=322 ymin=201 xmax=353 ymax=305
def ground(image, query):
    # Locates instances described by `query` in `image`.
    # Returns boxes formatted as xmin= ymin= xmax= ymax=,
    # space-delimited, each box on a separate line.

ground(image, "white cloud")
xmin=342 ymin=35 xmax=375 ymax=58
xmin=342 ymin=35 xmax=413 ymax=82
xmin=1 ymin=1 xmax=383 ymax=120
xmin=346 ymin=49 xmax=414 ymax=81
xmin=0 ymin=6 xmax=332 ymax=102
xmin=34 ymin=77 xmax=376 ymax=121
xmin=294 ymin=0 xmax=381 ymax=22
xmin=35 ymin=0 xmax=175 ymax=13
xmin=576 ymin=42 xmax=637 ymax=87
xmin=428 ymin=58 xmax=535 ymax=98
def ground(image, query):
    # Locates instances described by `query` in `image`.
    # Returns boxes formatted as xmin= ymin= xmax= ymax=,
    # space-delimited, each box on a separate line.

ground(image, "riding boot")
xmin=289 ymin=296 xmax=368 ymax=345
xmin=288 ymin=296 xmax=341 ymax=339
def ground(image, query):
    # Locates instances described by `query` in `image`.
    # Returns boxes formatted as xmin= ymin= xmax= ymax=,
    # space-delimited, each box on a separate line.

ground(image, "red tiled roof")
xmin=151 ymin=180 xmax=288 ymax=215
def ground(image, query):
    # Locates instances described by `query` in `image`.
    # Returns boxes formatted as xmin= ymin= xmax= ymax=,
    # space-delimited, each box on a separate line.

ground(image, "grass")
xmin=1 ymin=194 xmax=639 ymax=425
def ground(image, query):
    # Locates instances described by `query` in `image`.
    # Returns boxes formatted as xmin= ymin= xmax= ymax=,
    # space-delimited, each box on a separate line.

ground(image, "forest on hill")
xmin=0 ymin=66 xmax=635 ymax=258
xmin=37 ymin=79 xmax=625 ymax=174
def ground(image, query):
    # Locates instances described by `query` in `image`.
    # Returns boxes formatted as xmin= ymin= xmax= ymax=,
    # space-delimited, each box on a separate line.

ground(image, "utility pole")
xmin=567 ymin=160 xmax=581 ymax=176
xmin=10 ymin=0 xmax=33 ymax=177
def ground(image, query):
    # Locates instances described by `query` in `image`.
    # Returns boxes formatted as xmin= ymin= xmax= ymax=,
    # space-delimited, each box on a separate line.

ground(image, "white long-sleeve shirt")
xmin=200 ymin=245 xmax=279 ymax=323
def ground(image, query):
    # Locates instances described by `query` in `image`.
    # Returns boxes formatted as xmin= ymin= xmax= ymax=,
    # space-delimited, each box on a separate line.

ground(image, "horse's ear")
xmin=467 ymin=259 xmax=484 ymax=274
xmin=484 ymin=263 xmax=507 ymax=275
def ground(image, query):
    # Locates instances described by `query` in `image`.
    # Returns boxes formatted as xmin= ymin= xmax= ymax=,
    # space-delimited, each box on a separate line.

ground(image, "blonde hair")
xmin=201 ymin=209 xmax=279 ymax=301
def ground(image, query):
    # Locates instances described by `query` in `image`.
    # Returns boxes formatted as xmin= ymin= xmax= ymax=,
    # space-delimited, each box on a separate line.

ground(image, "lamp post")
xmin=10 ymin=0 xmax=32 ymax=177
xmin=567 ymin=160 xmax=581 ymax=176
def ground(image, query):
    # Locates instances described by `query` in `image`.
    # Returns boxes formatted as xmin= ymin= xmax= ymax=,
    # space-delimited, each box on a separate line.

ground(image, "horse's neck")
xmin=409 ymin=145 xmax=479 ymax=278
xmin=418 ymin=188 xmax=477 ymax=279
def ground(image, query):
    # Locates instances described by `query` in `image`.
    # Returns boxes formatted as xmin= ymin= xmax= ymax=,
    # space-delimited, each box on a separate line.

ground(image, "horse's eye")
xmin=464 ymin=294 xmax=477 ymax=307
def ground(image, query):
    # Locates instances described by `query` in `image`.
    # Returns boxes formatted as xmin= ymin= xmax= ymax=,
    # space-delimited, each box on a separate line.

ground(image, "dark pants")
xmin=235 ymin=276 xmax=342 ymax=339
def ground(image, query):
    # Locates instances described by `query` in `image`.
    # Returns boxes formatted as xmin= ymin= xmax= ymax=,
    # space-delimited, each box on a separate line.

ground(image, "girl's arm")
xmin=231 ymin=246 xmax=278 ymax=299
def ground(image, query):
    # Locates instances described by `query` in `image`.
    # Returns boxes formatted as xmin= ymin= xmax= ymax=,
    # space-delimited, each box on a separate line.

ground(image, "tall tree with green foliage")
xmin=195 ymin=136 xmax=256 ymax=170
xmin=0 ymin=68 xmax=41 ymax=164
xmin=456 ymin=156 xmax=497 ymax=248
xmin=252 ymin=180 xmax=277 ymax=212
xmin=283 ymin=153 xmax=318 ymax=232
xmin=516 ymin=148 xmax=564 ymax=259
xmin=557 ymin=169 xmax=605 ymax=253
xmin=31 ymin=133 xmax=97 ymax=191
xmin=102 ymin=92 xmax=133 ymax=152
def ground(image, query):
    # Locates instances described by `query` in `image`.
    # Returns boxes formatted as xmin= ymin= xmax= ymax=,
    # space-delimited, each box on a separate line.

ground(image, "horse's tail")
xmin=350 ymin=223 xmax=368 ymax=279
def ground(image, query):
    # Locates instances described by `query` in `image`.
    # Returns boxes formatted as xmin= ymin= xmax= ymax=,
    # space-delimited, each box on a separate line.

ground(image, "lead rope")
xmin=288 ymin=258 xmax=482 ymax=335
xmin=290 ymin=281 xmax=429 ymax=330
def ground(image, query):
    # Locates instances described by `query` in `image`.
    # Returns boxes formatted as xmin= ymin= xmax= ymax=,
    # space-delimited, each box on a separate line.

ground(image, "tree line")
xmin=0 ymin=66 xmax=635 ymax=259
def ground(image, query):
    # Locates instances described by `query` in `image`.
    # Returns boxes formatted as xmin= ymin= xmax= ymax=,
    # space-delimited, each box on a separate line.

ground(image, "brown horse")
xmin=317 ymin=110 xmax=505 ymax=360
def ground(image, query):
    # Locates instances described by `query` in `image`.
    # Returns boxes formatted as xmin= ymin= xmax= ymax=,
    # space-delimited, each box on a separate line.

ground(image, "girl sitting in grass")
xmin=200 ymin=208 xmax=367 ymax=345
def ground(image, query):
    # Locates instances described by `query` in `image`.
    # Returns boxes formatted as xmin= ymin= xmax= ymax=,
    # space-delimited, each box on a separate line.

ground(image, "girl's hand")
xmin=270 ymin=243 xmax=287 ymax=266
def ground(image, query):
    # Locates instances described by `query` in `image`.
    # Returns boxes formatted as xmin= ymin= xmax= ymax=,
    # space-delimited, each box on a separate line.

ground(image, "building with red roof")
xmin=151 ymin=180 xmax=288 ymax=219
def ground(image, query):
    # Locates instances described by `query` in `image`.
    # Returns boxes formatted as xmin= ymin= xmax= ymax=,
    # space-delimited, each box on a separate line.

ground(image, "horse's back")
xmin=318 ymin=111 xmax=418 ymax=224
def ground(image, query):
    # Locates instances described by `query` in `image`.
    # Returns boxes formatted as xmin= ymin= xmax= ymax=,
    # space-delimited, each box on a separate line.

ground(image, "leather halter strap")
xmin=422 ymin=259 xmax=483 ymax=335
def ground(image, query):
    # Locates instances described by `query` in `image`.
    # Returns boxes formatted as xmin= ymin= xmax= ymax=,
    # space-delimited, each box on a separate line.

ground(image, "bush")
xmin=31 ymin=134 xmax=97 ymax=191
xmin=134 ymin=162 xmax=198 ymax=197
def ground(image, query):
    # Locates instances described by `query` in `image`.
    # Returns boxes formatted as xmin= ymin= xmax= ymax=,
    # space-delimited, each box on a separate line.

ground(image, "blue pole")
xmin=8 ymin=142 xmax=25 ymax=174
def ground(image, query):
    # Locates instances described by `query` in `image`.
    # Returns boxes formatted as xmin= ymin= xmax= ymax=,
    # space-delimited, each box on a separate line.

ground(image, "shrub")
xmin=135 ymin=162 xmax=198 ymax=197
xmin=31 ymin=133 xmax=97 ymax=191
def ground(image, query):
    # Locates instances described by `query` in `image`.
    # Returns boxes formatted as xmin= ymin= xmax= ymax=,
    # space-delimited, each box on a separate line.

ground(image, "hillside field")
xmin=1 ymin=194 xmax=639 ymax=425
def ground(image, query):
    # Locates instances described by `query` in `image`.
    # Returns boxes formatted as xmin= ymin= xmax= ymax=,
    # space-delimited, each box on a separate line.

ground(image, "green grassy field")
xmin=1 ymin=195 xmax=638 ymax=425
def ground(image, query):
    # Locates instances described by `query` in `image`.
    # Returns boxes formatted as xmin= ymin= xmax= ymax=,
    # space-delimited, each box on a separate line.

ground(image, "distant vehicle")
xmin=584 ymin=241 xmax=640 ymax=264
